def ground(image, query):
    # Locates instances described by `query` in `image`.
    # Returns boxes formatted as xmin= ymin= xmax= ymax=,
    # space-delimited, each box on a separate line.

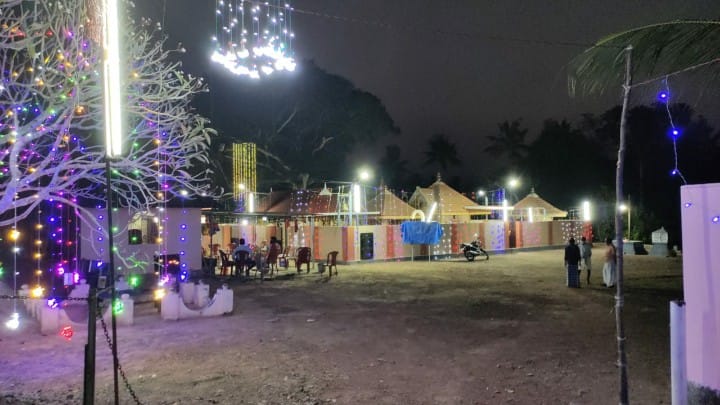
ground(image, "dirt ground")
xmin=0 ymin=247 xmax=683 ymax=404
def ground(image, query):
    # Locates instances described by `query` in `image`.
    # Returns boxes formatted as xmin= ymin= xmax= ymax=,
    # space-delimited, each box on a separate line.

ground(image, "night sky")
xmin=135 ymin=0 xmax=719 ymax=179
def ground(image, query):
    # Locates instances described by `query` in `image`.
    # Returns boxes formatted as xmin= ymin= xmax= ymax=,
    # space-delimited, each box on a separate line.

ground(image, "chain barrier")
xmin=1 ymin=294 xmax=143 ymax=404
xmin=0 ymin=295 xmax=88 ymax=301
xmin=97 ymin=305 xmax=144 ymax=405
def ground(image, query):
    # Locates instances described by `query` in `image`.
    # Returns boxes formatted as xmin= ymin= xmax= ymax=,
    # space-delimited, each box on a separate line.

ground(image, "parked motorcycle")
xmin=460 ymin=240 xmax=489 ymax=261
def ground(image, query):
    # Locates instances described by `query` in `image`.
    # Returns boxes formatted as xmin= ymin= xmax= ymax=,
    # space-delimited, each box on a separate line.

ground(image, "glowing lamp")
xmin=658 ymin=91 xmax=669 ymax=102
xmin=30 ymin=286 xmax=44 ymax=298
xmin=712 ymin=215 xmax=720 ymax=224
xmin=426 ymin=202 xmax=438 ymax=223
xmin=669 ymin=128 xmax=680 ymax=139
xmin=153 ymin=288 xmax=166 ymax=301
xmin=5 ymin=312 xmax=19 ymax=330
xmin=112 ymin=299 xmax=124 ymax=315
xmin=60 ymin=326 xmax=74 ymax=341
xmin=352 ymin=183 xmax=362 ymax=214
xmin=103 ymin=0 xmax=123 ymax=157
xmin=582 ymin=200 xmax=591 ymax=222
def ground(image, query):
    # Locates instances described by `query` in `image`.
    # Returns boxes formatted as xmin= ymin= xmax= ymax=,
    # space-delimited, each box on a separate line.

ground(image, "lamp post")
xmin=84 ymin=0 xmax=122 ymax=403
xmin=477 ymin=189 xmax=488 ymax=206
xmin=619 ymin=202 xmax=631 ymax=240
xmin=506 ymin=177 xmax=520 ymax=204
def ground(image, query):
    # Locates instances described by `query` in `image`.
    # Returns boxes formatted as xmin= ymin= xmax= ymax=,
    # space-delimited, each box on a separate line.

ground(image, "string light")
xmin=211 ymin=0 xmax=296 ymax=78
xmin=659 ymin=77 xmax=687 ymax=184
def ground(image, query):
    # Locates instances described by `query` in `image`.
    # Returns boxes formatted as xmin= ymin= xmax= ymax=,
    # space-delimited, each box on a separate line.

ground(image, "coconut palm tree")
xmin=424 ymin=133 xmax=461 ymax=170
xmin=569 ymin=20 xmax=720 ymax=405
xmin=484 ymin=119 xmax=530 ymax=166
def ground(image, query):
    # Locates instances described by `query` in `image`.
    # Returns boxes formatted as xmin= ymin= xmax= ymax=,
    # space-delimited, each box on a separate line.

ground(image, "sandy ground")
xmin=0 ymin=248 xmax=683 ymax=404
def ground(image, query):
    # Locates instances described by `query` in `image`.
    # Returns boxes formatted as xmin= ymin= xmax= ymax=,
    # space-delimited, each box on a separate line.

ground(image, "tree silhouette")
xmin=206 ymin=60 xmax=399 ymax=191
xmin=378 ymin=144 xmax=409 ymax=189
xmin=484 ymin=119 xmax=530 ymax=165
xmin=423 ymin=133 xmax=461 ymax=170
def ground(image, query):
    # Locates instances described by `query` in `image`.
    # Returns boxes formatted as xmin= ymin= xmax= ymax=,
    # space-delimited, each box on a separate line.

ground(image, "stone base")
xmin=650 ymin=244 xmax=668 ymax=257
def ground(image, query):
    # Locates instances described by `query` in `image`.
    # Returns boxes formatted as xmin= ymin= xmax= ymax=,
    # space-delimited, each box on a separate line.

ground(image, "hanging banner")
xmin=400 ymin=221 xmax=443 ymax=245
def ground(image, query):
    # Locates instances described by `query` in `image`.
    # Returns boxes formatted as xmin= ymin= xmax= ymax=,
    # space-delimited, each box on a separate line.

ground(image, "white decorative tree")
xmin=0 ymin=0 xmax=214 ymax=231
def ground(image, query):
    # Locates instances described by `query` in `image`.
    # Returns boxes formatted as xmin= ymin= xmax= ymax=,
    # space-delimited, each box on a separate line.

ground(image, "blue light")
xmin=658 ymin=91 xmax=669 ymax=102
xmin=712 ymin=216 xmax=720 ymax=224
xmin=683 ymin=202 xmax=693 ymax=208
xmin=180 ymin=224 xmax=187 ymax=230
xmin=671 ymin=169 xmax=678 ymax=176
xmin=179 ymin=270 xmax=189 ymax=282
xmin=669 ymin=128 xmax=680 ymax=139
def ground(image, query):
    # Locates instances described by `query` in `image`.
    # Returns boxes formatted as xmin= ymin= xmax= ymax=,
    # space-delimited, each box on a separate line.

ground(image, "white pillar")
xmin=670 ymin=300 xmax=687 ymax=405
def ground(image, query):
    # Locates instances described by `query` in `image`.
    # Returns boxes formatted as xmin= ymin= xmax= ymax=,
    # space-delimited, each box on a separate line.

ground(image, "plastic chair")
xmin=295 ymin=247 xmax=312 ymax=273
xmin=218 ymin=251 xmax=234 ymax=277
xmin=234 ymin=250 xmax=251 ymax=278
xmin=264 ymin=248 xmax=280 ymax=280
xmin=326 ymin=251 xmax=339 ymax=278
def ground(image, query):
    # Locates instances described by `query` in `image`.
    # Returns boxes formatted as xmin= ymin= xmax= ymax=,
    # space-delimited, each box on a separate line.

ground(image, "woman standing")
xmin=602 ymin=237 xmax=617 ymax=287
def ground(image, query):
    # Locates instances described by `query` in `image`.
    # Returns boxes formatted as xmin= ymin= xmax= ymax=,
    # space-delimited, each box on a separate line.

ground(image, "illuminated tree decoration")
xmin=211 ymin=0 xmax=296 ymax=78
xmin=0 ymin=0 xmax=215 ymax=266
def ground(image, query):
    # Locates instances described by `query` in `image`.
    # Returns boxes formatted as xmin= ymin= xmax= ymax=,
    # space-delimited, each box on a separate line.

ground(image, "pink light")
xmin=73 ymin=272 xmax=80 ymax=284
xmin=56 ymin=267 xmax=65 ymax=276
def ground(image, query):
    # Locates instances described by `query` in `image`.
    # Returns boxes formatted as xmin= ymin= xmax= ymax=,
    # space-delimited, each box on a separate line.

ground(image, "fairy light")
xmin=659 ymin=77 xmax=687 ymax=184
xmin=7 ymin=194 xmax=19 ymax=330
xmin=211 ymin=0 xmax=296 ymax=78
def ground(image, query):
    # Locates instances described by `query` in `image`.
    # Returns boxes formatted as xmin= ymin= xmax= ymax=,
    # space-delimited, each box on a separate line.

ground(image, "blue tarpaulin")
xmin=400 ymin=221 xmax=444 ymax=244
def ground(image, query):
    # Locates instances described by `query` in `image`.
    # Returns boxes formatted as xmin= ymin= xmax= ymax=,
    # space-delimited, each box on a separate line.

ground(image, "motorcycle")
xmin=460 ymin=240 xmax=489 ymax=261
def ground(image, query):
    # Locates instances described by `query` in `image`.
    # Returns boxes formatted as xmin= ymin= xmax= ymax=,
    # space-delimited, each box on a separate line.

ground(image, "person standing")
xmin=564 ymin=237 xmax=581 ymax=288
xmin=602 ymin=237 xmax=617 ymax=287
xmin=579 ymin=236 xmax=592 ymax=284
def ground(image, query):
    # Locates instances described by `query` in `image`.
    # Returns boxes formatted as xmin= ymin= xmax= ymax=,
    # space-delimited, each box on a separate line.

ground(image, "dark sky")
xmin=135 ymin=0 xmax=719 ymax=179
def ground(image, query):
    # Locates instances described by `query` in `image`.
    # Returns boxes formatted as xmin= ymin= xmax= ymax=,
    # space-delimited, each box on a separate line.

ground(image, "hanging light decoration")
xmin=211 ymin=0 xmax=296 ymax=78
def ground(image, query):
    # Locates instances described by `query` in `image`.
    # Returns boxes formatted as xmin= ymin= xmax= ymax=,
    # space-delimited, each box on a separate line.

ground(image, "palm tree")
xmin=569 ymin=20 xmax=720 ymax=405
xmin=379 ymin=144 xmax=409 ymax=188
xmin=484 ymin=119 xmax=530 ymax=165
xmin=424 ymin=133 xmax=461 ymax=170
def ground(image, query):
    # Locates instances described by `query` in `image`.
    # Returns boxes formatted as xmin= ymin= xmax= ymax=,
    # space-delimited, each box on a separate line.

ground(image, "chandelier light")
xmin=211 ymin=0 xmax=296 ymax=78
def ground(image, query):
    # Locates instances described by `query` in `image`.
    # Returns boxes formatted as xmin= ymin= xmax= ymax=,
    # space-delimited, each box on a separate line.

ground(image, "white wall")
xmin=80 ymin=207 xmax=202 ymax=274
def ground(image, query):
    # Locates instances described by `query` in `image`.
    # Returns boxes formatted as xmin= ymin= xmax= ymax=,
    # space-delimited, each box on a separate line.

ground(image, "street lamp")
xmin=506 ymin=177 xmax=520 ymax=203
xmin=619 ymin=203 xmax=631 ymax=240
xmin=477 ymin=189 xmax=488 ymax=206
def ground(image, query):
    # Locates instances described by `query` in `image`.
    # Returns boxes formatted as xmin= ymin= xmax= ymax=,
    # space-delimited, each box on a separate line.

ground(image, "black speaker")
xmin=360 ymin=232 xmax=374 ymax=260
xmin=129 ymin=229 xmax=142 ymax=245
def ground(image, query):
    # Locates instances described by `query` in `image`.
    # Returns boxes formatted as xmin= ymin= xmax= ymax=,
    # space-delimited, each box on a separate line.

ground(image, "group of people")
xmin=230 ymin=236 xmax=282 ymax=278
xmin=564 ymin=236 xmax=617 ymax=288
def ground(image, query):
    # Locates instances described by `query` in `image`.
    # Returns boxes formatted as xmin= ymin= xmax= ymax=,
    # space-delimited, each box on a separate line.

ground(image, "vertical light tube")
xmin=528 ymin=207 xmax=533 ymax=223
xmin=502 ymin=199 xmax=509 ymax=222
xmin=248 ymin=192 xmax=255 ymax=213
xmin=103 ymin=0 xmax=123 ymax=157
xmin=426 ymin=202 xmax=438 ymax=223
xmin=352 ymin=183 xmax=361 ymax=214
xmin=582 ymin=200 xmax=591 ymax=222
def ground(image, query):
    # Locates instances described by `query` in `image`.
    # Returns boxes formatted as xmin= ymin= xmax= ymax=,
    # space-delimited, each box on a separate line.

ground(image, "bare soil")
xmin=0 ymin=248 xmax=683 ymax=404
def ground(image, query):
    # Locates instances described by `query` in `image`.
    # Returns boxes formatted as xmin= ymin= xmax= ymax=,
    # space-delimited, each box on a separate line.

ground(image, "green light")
xmin=129 ymin=275 xmax=140 ymax=287
xmin=112 ymin=226 xmax=118 ymax=233
xmin=113 ymin=299 xmax=124 ymax=314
